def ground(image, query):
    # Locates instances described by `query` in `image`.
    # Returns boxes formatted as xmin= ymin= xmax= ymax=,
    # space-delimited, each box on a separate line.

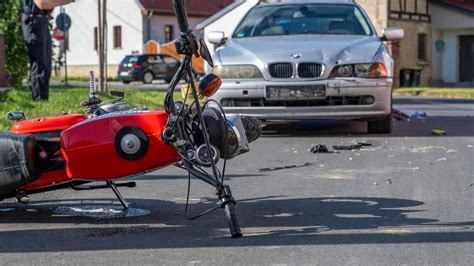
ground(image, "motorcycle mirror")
xmin=7 ymin=111 xmax=26 ymax=121
xmin=198 ymin=73 xmax=222 ymax=98
xmin=110 ymin=91 xmax=125 ymax=99
xmin=199 ymin=37 xmax=214 ymax=68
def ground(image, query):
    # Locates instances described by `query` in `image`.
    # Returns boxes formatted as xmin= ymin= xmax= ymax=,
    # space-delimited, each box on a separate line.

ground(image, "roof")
xmin=196 ymin=0 xmax=247 ymax=30
xmin=139 ymin=0 xmax=234 ymax=16
xmin=430 ymin=0 xmax=474 ymax=16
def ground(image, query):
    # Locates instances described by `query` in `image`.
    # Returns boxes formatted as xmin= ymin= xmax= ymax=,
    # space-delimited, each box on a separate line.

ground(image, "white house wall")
xmin=431 ymin=5 xmax=474 ymax=30
xmin=430 ymin=5 xmax=474 ymax=83
xmin=202 ymin=0 xmax=259 ymax=52
xmin=53 ymin=0 xmax=144 ymax=67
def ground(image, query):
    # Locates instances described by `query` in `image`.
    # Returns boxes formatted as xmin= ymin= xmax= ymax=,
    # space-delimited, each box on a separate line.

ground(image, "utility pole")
xmin=103 ymin=0 xmax=108 ymax=91
xmin=97 ymin=0 xmax=107 ymax=92
xmin=0 ymin=35 xmax=6 ymax=87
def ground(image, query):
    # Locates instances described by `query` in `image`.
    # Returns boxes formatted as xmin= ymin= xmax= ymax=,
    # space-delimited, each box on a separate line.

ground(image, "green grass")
xmin=0 ymin=86 xmax=177 ymax=131
xmin=50 ymin=76 xmax=120 ymax=82
xmin=393 ymin=87 xmax=474 ymax=99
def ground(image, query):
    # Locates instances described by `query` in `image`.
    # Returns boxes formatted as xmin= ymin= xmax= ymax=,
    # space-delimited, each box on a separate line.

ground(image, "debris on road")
xmin=310 ymin=144 xmax=330 ymax=153
xmin=333 ymin=142 xmax=372 ymax=151
xmin=436 ymin=158 xmax=448 ymax=162
xmin=392 ymin=109 xmax=410 ymax=121
xmin=410 ymin=146 xmax=447 ymax=153
xmin=412 ymin=167 xmax=420 ymax=170
xmin=386 ymin=179 xmax=392 ymax=184
xmin=447 ymin=149 xmax=458 ymax=154
xmin=53 ymin=205 xmax=151 ymax=219
xmin=259 ymin=162 xmax=312 ymax=172
xmin=432 ymin=129 xmax=447 ymax=136
xmin=411 ymin=111 xmax=428 ymax=119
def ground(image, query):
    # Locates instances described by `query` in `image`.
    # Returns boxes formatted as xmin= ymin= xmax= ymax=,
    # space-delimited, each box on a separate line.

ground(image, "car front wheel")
xmin=142 ymin=71 xmax=154 ymax=84
xmin=367 ymin=116 xmax=392 ymax=134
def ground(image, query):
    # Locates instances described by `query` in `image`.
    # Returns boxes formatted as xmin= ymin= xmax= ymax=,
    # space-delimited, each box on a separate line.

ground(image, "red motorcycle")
xmin=0 ymin=0 xmax=261 ymax=238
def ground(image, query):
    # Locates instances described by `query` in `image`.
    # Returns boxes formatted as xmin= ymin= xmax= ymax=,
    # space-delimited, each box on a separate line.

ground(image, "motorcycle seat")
xmin=0 ymin=133 xmax=38 ymax=197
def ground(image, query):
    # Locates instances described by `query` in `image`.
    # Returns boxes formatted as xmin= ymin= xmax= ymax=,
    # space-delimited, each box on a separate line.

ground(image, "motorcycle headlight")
xmin=331 ymin=63 xmax=387 ymax=78
xmin=212 ymin=65 xmax=263 ymax=79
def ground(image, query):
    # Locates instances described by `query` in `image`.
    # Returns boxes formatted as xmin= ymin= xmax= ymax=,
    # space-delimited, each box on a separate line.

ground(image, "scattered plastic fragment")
xmin=259 ymin=162 xmax=312 ymax=172
xmin=468 ymin=145 xmax=473 ymax=148
xmin=373 ymin=182 xmax=378 ymax=186
xmin=310 ymin=144 xmax=330 ymax=153
xmin=411 ymin=111 xmax=428 ymax=119
xmin=432 ymin=129 xmax=447 ymax=136
xmin=412 ymin=167 xmax=420 ymax=170
xmin=410 ymin=146 xmax=447 ymax=153
xmin=392 ymin=109 xmax=410 ymax=121
xmin=447 ymin=150 xmax=458 ymax=154
xmin=386 ymin=179 xmax=392 ymax=184
xmin=436 ymin=158 xmax=448 ymax=162
xmin=333 ymin=142 xmax=372 ymax=151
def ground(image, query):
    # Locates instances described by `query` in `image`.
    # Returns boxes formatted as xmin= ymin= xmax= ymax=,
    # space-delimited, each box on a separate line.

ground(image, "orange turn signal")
xmin=198 ymin=73 xmax=222 ymax=98
xmin=370 ymin=63 xmax=388 ymax=78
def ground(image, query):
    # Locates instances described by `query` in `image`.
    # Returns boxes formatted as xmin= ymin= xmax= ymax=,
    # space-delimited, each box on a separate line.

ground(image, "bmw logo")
xmin=291 ymin=53 xmax=302 ymax=59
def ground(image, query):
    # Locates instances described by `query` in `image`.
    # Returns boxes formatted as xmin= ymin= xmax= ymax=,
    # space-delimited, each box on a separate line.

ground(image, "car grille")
xmin=298 ymin=63 xmax=323 ymax=78
xmin=269 ymin=63 xmax=323 ymax=79
xmin=221 ymin=96 xmax=374 ymax=107
xmin=269 ymin=63 xmax=293 ymax=78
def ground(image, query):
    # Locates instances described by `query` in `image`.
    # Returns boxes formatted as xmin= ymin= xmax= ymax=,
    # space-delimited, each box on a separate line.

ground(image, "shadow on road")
xmin=1 ymin=196 xmax=473 ymax=252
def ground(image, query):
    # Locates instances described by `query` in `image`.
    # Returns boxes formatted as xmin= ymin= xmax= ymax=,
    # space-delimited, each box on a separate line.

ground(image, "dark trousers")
xmin=22 ymin=14 xmax=52 ymax=101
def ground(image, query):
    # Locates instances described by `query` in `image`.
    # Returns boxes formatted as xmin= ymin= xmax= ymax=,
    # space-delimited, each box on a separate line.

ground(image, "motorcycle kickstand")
xmin=107 ymin=181 xmax=129 ymax=209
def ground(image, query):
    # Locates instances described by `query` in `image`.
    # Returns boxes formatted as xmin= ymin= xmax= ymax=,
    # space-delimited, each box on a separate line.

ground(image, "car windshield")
xmin=121 ymin=56 xmax=142 ymax=64
xmin=233 ymin=4 xmax=373 ymax=38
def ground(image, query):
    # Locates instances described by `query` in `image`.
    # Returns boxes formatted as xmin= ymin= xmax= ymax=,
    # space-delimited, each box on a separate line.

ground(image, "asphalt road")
xmin=1 ymin=97 xmax=473 ymax=265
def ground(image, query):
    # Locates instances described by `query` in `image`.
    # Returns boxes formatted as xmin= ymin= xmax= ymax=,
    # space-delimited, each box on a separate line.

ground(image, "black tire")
xmin=122 ymin=80 xmax=131 ymax=84
xmin=367 ymin=116 xmax=392 ymax=134
xmin=142 ymin=71 xmax=154 ymax=84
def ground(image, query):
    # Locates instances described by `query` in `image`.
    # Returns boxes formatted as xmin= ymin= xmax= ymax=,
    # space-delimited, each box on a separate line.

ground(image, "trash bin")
xmin=400 ymin=69 xmax=421 ymax=87
xmin=411 ymin=70 xmax=421 ymax=87
xmin=400 ymin=69 xmax=412 ymax=87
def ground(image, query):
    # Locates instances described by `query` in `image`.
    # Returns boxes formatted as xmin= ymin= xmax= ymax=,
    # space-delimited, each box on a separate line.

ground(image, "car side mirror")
xmin=207 ymin=31 xmax=225 ymax=45
xmin=7 ymin=111 xmax=26 ymax=121
xmin=382 ymin=27 xmax=405 ymax=41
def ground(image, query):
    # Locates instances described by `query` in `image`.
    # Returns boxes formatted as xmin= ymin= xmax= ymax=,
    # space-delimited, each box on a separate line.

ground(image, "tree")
xmin=0 ymin=1 xmax=29 ymax=87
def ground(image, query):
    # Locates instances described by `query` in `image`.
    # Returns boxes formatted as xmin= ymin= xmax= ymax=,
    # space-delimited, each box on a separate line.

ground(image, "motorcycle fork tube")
xmin=167 ymin=55 xmax=223 ymax=190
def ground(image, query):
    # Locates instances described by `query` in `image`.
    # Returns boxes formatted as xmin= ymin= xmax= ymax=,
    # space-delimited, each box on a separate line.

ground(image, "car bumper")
xmin=209 ymin=78 xmax=393 ymax=120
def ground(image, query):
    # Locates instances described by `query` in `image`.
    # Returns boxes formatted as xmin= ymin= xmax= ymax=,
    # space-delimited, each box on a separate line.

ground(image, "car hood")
xmin=215 ymin=35 xmax=383 ymax=66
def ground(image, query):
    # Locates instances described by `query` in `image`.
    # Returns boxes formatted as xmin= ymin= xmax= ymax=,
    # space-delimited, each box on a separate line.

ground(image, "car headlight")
xmin=212 ymin=65 xmax=263 ymax=79
xmin=330 ymin=63 xmax=387 ymax=78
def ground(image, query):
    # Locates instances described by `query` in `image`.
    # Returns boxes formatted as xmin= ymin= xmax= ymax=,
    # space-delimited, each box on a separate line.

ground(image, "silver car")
xmin=208 ymin=0 xmax=404 ymax=133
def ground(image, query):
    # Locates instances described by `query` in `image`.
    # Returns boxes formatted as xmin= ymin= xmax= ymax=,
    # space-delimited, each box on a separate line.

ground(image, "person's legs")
xmin=27 ymin=44 xmax=42 ymax=101
xmin=27 ymin=42 xmax=49 ymax=101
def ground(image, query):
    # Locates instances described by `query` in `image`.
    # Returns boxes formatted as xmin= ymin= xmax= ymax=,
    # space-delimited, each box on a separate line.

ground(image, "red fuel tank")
xmin=60 ymin=111 xmax=180 ymax=180
xmin=12 ymin=114 xmax=87 ymax=134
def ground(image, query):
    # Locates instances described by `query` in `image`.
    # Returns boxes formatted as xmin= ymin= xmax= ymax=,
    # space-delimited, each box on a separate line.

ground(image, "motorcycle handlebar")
xmin=173 ymin=0 xmax=190 ymax=33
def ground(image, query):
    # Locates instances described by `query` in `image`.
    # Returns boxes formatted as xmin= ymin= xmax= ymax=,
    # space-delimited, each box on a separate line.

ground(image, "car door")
xmin=150 ymin=55 xmax=167 ymax=79
xmin=161 ymin=55 xmax=180 ymax=80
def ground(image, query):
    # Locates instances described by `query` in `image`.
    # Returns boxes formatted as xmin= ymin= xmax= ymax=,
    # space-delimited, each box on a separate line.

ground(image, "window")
xmin=162 ymin=55 xmax=178 ymax=64
xmin=165 ymin=25 xmax=174 ymax=43
xmin=418 ymin=33 xmax=427 ymax=61
xmin=113 ymin=26 xmax=122 ymax=49
xmin=94 ymin=27 xmax=98 ymax=50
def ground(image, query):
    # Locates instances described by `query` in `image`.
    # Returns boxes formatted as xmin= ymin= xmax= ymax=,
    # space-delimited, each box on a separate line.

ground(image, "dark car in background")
xmin=118 ymin=54 xmax=180 ymax=84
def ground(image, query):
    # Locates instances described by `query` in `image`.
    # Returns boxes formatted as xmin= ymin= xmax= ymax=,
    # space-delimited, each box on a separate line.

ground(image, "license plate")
xmin=266 ymin=85 xmax=326 ymax=100
xmin=120 ymin=71 xmax=129 ymax=76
